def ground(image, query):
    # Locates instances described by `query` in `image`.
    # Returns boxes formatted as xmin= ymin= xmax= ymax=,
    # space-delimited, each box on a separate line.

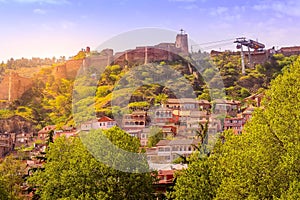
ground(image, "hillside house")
xmin=0 ymin=133 xmax=13 ymax=157
xmin=15 ymin=132 xmax=34 ymax=146
xmin=54 ymin=128 xmax=77 ymax=139
xmin=224 ymin=117 xmax=246 ymax=134
xmin=213 ymin=99 xmax=241 ymax=117
xmin=147 ymin=139 xmax=200 ymax=164
xmin=38 ymin=125 xmax=56 ymax=141
xmin=80 ymin=120 xmax=95 ymax=131
xmin=127 ymin=129 xmax=142 ymax=139
xmin=80 ymin=116 xmax=116 ymax=131
xmin=278 ymin=46 xmax=300 ymax=56
xmin=165 ymin=98 xmax=211 ymax=111
xmin=122 ymin=111 xmax=147 ymax=131
xmin=154 ymin=170 xmax=176 ymax=195
xmin=98 ymin=116 xmax=117 ymax=129
xmin=244 ymin=93 xmax=264 ymax=107
xmin=242 ymin=106 xmax=255 ymax=121
xmin=140 ymin=128 xmax=150 ymax=146
xmin=152 ymin=107 xmax=177 ymax=124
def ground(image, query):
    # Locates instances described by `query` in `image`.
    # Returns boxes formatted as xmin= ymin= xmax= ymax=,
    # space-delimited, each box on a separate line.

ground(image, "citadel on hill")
xmin=0 ymin=31 xmax=299 ymax=198
xmin=0 ymin=32 xmax=189 ymax=102
xmin=1 ymin=32 xmax=300 ymax=102
xmin=54 ymin=31 xmax=189 ymax=78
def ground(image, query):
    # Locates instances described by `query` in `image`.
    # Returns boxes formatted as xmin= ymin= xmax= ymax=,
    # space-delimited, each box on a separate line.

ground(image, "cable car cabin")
xmin=249 ymin=40 xmax=265 ymax=50
xmin=234 ymin=38 xmax=265 ymax=51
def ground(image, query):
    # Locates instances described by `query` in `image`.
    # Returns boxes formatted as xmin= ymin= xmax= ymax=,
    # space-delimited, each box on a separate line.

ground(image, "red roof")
xmin=38 ymin=125 xmax=56 ymax=134
xmin=156 ymin=140 xmax=171 ymax=146
xmin=98 ymin=116 xmax=114 ymax=122
xmin=225 ymin=117 xmax=244 ymax=121
xmin=158 ymin=170 xmax=175 ymax=176
xmin=157 ymin=170 xmax=175 ymax=184
xmin=280 ymin=46 xmax=300 ymax=52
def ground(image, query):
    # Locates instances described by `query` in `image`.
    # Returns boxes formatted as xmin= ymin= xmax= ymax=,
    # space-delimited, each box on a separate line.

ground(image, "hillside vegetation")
xmin=168 ymin=55 xmax=300 ymax=199
xmin=0 ymin=50 xmax=298 ymax=129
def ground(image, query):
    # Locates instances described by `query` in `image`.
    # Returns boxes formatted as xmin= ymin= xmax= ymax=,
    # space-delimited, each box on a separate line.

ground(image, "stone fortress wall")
xmin=2 ymin=32 xmax=300 ymax=102
xmin=0 ymin=72 xmax=33 ymax=101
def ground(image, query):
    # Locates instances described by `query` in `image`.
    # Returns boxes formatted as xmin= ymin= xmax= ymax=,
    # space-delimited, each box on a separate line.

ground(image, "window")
xmin=158 ymin=147 xmax=164 ymax=152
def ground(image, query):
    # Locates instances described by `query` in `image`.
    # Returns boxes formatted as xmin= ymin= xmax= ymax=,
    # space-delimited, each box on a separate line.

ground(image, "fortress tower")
xmin=0 ymin=72 xmax=33 ymax=101
xmin=53 ymin=64 xmax=67 ymax=79
xmin=175 ymin=29 xmax=189 ymax=55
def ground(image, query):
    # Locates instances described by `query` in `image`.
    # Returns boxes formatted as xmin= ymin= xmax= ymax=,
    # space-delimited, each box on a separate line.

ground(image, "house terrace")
xmin=0 ymin=133 xmax=13 ymax=157
xmin=165 ymin=98 xmax=211 ymax=111
xmin=147 ymin=139 xmax=200 ymax=164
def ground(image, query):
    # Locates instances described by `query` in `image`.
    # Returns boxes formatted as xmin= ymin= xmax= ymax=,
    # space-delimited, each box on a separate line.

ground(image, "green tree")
xmin=42 ymin=78 xmax=73 ymax=127
xmin=96 ymin=85 xmax=112 ymax=98
xmin=0 ymin=177 xmax=9 ymax=200
xmin=168 ymin=156 xmax=218 ymax=200
xmin=240 ymin=87 xmax=250 ymax=98
xmin=46 ymin=130 xmax=54 ymax=146
xmin=198 ymin=90 xmax=211 ymax=101
xmin=154 ymin=93 xmax=168 ymax=105
xmin=147 ymin=127 xmax=164 ymax=147
xmin=73 ymin=50 xmax=86 ymax=60
xmin=215 ymin=57 xmax=300 ymax=199
xmin=29 ymin=127 xmax=155 ymax=199
xmin=0 ymin=156 xmax=25 ymax=200
xmin=170 ymin=57 xmax=300 ymax=199
xmin=128 ymin=101 xmax=150 ymax=111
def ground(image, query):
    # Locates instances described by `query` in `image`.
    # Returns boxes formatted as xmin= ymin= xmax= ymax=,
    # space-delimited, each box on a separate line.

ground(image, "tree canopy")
xmin=169 ymin=56 xmax=300 ymax=199
xmin=0 ymin=155 xmax=25 ymax=200
xmin=28 ymin=127 xmax=155 ymax=200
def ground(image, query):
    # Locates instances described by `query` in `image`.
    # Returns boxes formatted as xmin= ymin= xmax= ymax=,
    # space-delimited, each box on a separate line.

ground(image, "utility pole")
xmin=247 ymin=46 xmax=252 ymax=68
xmin=234 ymin=37 xmax=265 ymax=75
xmin=240 ymin=45 xmax=246 ymax=75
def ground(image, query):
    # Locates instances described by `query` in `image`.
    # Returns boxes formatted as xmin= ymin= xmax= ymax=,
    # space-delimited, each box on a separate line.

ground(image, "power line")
xmin=191 ymin=38 xmax=236 ymax=47
xmin=191 ymin=41 xmax=234 ymax=52
xmin=201 ymin=42 xmax=234 ymax=50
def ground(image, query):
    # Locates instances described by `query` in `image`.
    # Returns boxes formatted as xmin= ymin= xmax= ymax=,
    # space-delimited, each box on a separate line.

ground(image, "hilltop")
xmin=0 ymin=33 xmax=299 ymax=130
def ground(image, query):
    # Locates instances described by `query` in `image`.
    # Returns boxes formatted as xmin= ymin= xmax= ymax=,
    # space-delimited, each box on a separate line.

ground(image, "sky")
xmin=1 ymin=0 xmax=300 ymax=62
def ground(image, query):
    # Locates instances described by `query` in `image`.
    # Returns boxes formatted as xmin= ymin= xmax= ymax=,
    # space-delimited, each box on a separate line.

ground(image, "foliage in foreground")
xmin=0 ymin=156 xmax=25 ymax=200
xmin=28 ymin=127 xmax=155 ymax=200
xmin=169 ymin=57 xmax=300 ymax=199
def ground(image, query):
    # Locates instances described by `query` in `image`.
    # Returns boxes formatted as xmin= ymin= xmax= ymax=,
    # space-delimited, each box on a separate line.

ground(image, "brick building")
xmin=0 ymin=133 xmax=13 ymax=157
